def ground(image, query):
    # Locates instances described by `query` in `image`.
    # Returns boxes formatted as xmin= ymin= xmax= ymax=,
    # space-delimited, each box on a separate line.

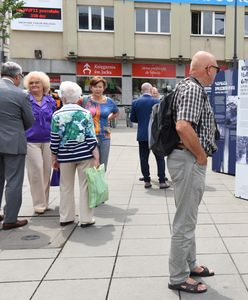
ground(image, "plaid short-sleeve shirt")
xmin=173 ymin=77 xmax=217 ymax=155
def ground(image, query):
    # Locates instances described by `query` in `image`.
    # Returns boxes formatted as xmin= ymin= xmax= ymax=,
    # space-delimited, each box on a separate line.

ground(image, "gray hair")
xmin=141 ymin=82 xmax=153 ymax=94
xmin=1 ymin=61 xmax=23 ymax=78
xmin=59 ymin=81 xmax=82 ymax=104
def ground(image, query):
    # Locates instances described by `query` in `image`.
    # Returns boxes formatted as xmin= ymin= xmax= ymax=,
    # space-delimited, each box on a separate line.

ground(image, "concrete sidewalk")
xmin=1 ymin=122 xmax=248 ymax=300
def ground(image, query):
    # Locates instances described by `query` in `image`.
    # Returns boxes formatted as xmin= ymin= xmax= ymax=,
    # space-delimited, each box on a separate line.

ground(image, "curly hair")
xmin=23 ymin=71 xmax=51 ymax=95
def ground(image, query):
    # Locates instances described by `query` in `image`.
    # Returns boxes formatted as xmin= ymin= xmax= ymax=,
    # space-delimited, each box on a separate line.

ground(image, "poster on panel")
xmin=211 ymin=69 xmax=238 ymax=175
xmin=235 ymin=60 xmax=248 ymax=200
xmin=11 ymin=0 xmax=63 ymax=32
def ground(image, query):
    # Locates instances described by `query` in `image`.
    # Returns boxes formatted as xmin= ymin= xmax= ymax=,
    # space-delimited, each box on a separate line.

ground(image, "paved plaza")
xmin=0 ymin=122 xmax=248 ymax=300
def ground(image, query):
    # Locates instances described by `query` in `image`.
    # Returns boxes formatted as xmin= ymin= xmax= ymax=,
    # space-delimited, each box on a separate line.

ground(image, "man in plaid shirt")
xmin=168 ymin=51 xmax=219 ymax=294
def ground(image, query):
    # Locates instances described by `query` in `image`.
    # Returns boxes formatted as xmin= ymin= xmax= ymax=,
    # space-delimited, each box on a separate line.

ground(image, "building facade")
xmin=9 ymin=0 xmax=248 ymax=104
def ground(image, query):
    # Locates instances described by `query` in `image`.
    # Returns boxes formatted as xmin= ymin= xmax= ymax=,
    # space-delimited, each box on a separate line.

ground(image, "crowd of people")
xmin=0 ymin=50 xmax=219 ymax=294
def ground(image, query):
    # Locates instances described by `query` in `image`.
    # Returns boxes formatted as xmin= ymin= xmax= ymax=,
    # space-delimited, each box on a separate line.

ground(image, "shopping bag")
xmin=50 ymin=169 xmax=60 ymax=186
xmin=85 ymin=164 xmax=109 ymax=208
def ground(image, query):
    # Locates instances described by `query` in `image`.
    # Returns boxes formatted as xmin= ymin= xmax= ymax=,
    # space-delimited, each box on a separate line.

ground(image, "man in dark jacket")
xmin=0 ymin=61 xmax=34 ymax=230
xmin=130 ymin=82 xmax=169 ymax=189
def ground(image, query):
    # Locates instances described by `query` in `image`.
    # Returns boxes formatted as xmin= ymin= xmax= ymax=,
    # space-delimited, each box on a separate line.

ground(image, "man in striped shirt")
xmin=168 ymin=51 xmax=219 ymax=294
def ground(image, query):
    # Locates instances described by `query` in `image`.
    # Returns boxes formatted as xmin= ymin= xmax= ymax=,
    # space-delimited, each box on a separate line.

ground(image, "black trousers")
xmin=138 ymin=141 xmax=166 ymax=183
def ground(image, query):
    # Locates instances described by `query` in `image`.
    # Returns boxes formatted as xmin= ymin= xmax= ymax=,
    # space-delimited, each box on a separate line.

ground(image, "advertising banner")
xmin=77 ymin=62 xmax=122 ymax=77
xmin=211 ymin=69 xmax=238 ymax=175
xmin=11 ymin=0 xmax=63 ymax=32
xmin=134 ymin=0 xmax=248 ymax=5
xmin=132 ymin=64 xmax=176 ymax=78
xmin=235 ymin=60 xmax=248 ymax=200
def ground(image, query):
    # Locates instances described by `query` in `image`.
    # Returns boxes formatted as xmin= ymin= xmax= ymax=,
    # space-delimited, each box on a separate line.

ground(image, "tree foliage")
xmin=0 ymin=0 xmax=24 ymax=40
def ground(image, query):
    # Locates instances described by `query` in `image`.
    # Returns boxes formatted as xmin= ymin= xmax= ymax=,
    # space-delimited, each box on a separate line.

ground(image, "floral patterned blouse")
xmin=50 ymin=104 xmax=98 ymax=163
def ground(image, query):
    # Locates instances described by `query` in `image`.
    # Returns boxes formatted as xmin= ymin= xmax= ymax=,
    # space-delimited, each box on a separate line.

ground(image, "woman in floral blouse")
xmin=50 ymin=81 xmax=99 ymax=228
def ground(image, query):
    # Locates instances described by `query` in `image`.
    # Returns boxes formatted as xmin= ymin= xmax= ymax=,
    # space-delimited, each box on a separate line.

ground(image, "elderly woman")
xmin=50 ymin=81 xmax=99 ymax=227
xmin=24 ymin=71 xmax=56 ymax=214
xmin=78 ymin=76 xmax=119 ymax=170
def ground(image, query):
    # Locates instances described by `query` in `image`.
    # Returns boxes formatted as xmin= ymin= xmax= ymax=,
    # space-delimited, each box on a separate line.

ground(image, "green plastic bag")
xmin=85 ymin=164 xmax=109 ymax=208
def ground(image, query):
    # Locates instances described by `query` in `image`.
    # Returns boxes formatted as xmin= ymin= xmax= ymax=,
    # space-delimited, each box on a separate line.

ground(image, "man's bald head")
xmin=141 ymin=82 xmax=153 ymax=95
xmin=190 ymin=51 xmax=218 ymax=86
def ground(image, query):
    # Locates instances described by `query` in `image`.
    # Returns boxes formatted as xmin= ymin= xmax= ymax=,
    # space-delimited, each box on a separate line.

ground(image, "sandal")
xmin=168 ymin=280 xmax=207 ymax=293
xmin=190 ymin=265 xmax=215 ymax=277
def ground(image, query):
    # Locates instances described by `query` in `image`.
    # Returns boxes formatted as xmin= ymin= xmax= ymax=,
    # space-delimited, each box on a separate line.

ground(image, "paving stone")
xmin=0 ymin=281 xmax=39 ymax=300
xmin=32 ymin=279 xmax=109 ymax=300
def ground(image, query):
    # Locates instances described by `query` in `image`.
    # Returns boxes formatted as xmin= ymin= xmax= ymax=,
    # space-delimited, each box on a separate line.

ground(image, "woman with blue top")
xmin=50 ymin=81 xmax=99 ymax=227
xmin=78 ymin=76 xmax=119 ymax=170
xmin=24 ymin=71 xmax=56 ymax=214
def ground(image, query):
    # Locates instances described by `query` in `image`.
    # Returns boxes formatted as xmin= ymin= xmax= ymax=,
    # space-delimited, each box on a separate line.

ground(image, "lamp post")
xmin=233 ymin=0 xmax=238 ymax=69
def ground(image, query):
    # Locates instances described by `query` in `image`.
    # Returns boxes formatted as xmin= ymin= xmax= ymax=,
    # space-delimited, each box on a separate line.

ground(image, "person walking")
xmin=78 ymin=76 xmax=119 ymax=170
xmin=130 ymin=82 xmax=170 ymax=189
xmin=0 ymin=62 xmax=34 ymax=230
xmin=23 ymin=71 xmax=56 ymax=214
xmin=50 ymin=81 xmax=99 ymax=227
xmin=167 ymin=51 xmax=219 ymax=293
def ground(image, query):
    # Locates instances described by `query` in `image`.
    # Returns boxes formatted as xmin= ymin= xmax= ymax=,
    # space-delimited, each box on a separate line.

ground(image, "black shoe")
xmin=139 ymin=177 xmax=144 ymax=181
xmin=80 ymin=220 xmax=95 ymax=228
xmin=60 ymin=221 xmax=74 ymax=226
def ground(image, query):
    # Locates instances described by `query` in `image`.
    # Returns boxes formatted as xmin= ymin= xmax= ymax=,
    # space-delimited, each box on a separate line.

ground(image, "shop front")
xmin=76 ymin=62 xmax=122 ymax=104
xmin=132 ymin=63 xmax=177 ymax=98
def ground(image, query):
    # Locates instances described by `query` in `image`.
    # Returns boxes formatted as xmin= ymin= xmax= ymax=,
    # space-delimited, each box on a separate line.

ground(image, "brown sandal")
xmin=168 ymin=281 xmax=207 ymax=293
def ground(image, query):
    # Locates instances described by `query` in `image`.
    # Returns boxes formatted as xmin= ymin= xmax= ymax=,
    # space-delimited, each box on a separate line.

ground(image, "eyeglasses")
xmin=206 ymin=65 xmax=221 ymax=74
xmin=29 ymin=81 xmax=41 ymax=85
xmin=19 ymin=73 xmax=24 ymax=78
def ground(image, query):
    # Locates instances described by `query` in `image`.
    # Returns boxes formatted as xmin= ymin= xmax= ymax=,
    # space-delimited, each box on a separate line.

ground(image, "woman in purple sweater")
xmin=24 ymin=71 xmax=56 ymax=214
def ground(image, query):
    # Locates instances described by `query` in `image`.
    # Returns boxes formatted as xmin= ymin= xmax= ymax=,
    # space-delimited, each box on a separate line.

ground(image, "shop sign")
xmin=11 ymin=0 xmax=63 ymax=32
xmin=132 ymin=64 xmax=176 ymax=78
xmin=49 ymin=75 xmax=60 ymax=83
xmin=134 ymin=0 xmax=248 ymax=6
xmin=77 ymin=62 xmax=122 ymax=77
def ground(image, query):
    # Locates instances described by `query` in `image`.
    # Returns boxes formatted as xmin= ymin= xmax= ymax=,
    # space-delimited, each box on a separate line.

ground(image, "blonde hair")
xmin=23 ymin=71 xmax=51 ymax=95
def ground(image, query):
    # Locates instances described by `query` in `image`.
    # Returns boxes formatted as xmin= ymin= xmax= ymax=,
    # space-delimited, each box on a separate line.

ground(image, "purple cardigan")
xmin=26 ymin=94 xmax=56 ymax=143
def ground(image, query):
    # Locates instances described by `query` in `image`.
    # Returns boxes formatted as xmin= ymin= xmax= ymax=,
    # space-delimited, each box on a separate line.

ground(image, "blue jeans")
xmin=98 ymin=138 xmax=110 ymax=170
xmin=138 ymin=141 xmax=166 ymax=183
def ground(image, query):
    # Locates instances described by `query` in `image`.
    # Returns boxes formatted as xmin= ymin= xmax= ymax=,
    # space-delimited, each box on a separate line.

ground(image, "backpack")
xmin=148 ymin=90 xmax=180 ymax=157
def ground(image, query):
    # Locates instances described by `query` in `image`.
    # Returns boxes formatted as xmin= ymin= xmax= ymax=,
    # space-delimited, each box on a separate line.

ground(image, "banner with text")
xmin=211 ymin=69 xmax=238 ymax=175
xmin=235 ymin=60 xmax=248 ymax=200
xmin=11 ymin=0 xmax=63 ymax=32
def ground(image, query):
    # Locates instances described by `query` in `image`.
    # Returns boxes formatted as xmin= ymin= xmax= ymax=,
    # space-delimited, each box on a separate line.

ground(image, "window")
xmin=245 ymin=13 xmax=248 ymax=36
xmin=78 ymin=6 xmax=114 ymax=31
xmin=191 ymin=11 xmax=225 ymax=35
xmin=136 ymin=8 xmax=170 ymax=33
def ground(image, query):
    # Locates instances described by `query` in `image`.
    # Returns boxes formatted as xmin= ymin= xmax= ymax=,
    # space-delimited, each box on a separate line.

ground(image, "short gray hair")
xmin=59 ymin=81 xmax=82 ymax=104
xmin=1 ymin=61 xmax=23 ymax=78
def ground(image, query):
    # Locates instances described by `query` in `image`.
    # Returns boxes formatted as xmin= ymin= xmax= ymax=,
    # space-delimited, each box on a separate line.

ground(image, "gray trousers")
xmin=0 ymin=153 xmax=25 ymax=223
xmin=167 ymin=149 xmax=206 ymax=284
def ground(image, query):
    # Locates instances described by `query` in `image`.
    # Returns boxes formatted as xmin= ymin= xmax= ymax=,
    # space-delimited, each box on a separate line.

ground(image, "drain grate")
xmin=21 ymin=235 xmax=40 ymax=241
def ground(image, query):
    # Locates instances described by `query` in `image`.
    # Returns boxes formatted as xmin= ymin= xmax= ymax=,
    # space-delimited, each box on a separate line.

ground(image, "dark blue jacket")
xmin=130 ymin=94 xmax=159 ymax=141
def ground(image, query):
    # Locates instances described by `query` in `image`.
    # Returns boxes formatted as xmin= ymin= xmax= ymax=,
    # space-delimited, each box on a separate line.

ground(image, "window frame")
xmin=135 ymin=8 xmax=170 ymax=35
xmin=78 ymin=5 xmax=114 ymax=32
xmin=191 ymin=10 xmax=225 ymax=36
xmin=245 ymin=13 xmax=248 ymax=36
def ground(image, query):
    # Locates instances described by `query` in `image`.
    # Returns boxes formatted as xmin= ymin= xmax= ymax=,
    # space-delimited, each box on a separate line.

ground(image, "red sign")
xmin=132 ymin=64 xmax=176 ymax=78
xmin=77 ymin=62 xmax=122 ymax=77
xmin=185 ymin=64 xmax=228 ymax=77
xmin=49 ymin=75 xmax=60 ymax=83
